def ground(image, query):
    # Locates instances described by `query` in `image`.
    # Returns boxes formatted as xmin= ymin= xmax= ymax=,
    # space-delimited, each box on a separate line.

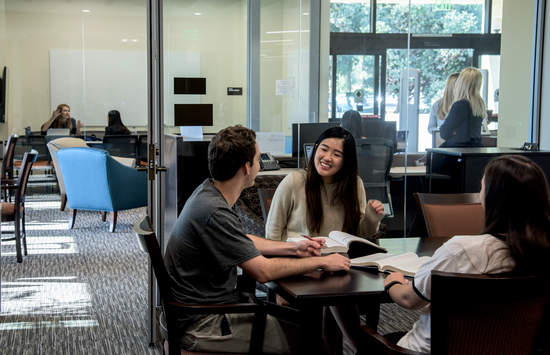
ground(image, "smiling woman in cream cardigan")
xmin=265 ymin=127 xmax=384 ymax=242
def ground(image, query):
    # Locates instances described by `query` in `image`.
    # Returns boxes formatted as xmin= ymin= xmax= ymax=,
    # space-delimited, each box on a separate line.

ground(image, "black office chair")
xmin=356 ymin=138 xmax=395 ymax=217
xmin=102 ymin=135 xmax=139 ymax=160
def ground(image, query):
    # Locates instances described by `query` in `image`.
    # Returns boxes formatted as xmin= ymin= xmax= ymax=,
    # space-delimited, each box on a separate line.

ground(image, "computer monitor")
xmin=291 ymin=122 xmax=339 ymax=158
xmin=302 ymin=143 xmax=315 ymax=167
xmin=47 ymin=128 xmax=70 ymax=136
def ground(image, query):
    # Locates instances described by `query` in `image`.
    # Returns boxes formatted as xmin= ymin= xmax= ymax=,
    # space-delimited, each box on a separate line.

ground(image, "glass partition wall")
xmin=329 ymin=0 xmax=504 ymax=236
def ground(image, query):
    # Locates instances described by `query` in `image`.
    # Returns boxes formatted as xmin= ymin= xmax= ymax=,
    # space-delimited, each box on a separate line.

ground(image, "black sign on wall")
xmin=227 ymin=87 xmax=242 ymax=96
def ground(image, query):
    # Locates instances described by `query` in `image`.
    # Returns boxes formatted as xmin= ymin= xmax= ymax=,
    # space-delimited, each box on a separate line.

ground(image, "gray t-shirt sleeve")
xmin=204 ymin=209 xmax=261 ymax=270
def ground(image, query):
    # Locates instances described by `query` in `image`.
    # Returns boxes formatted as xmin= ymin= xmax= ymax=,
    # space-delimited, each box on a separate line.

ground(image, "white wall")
xmin=2 ymin=0 xmax=248 ymax=137
xmin=498 ymin=0 xmax=535 ymax=147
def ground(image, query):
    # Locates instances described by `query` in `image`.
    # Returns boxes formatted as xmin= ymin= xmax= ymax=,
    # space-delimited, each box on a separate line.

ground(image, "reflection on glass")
xmin=491 ymin=0 xmax=503 ymax=33
xmin=163 ymin=0 xmax=247 ymax=133
xmin=259 ymin=0 xmax=311 ymax=134
xmin=330 ymin=0 xmax=371 ymax=33
xmin=377 ymin=0 xmax=484 ymax=34
xmin=334 ymin=55 xmax=376 ymax=118
xmin=387 ymin=48 xmax=473 ymax=151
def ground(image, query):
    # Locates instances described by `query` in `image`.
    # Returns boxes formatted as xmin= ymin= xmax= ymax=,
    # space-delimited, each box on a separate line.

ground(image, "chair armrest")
xmin=260 ymin=300 xmax=301 ymax=323
xmin=165 ymin=301 xmax=262 ymax=315
xmin=1 ymin=178 xmax=17 ymax=184
xmin=1 ymin=183 xmax=20 ymax=190
xmin=359 ymin=325 xmax=425 ymax=355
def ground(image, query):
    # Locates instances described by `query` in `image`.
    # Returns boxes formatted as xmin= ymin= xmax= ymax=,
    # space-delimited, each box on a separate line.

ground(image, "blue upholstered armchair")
xmin=57 ymin=147 xmax=147 ymax=232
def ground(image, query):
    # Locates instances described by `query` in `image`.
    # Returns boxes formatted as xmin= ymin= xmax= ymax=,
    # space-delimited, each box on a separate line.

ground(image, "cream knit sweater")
xmin=265 ymin=170 xmax=382 ymax=241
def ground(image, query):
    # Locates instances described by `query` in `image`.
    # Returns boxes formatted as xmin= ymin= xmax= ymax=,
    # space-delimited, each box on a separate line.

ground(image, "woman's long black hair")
xmin=482 ymin=155 xmax=550 ymax=274
xmin=305 ymin=127 xmax=360 ymax=234
xmin=107 ymin=110 xmax=130 ymax=135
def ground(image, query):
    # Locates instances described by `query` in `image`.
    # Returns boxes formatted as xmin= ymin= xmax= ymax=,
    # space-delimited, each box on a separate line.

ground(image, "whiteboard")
xmin=50 ymin=50 xmax=200 ymax=127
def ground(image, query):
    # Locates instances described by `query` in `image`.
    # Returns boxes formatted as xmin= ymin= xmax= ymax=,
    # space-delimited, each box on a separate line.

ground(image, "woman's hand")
xmin=384 ymin=272 xmax=409 ymax=287
xmin=368 ymin=199 xmax=385 ymax=216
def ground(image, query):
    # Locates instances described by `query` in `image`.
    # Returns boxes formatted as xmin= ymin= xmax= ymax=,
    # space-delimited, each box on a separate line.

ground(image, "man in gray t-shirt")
xmin=164 ymin=125 xmax=350 ymax=354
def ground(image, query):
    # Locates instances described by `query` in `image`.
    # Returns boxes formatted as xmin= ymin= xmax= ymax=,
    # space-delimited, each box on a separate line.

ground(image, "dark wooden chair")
xmin=1 ymin=135 xmax=17 ymax=201
xmin=414 ymin=193 xmax=484 ymax=238
xmin=357 ymin=271 xmax=550 ymax=355
xmin=257 ymin=188 xmax=276 ymax=222
xmin=133 ymin=216 xmax=267 ymax=355
xmin=1 ymin=150 xmax=38 ymax=263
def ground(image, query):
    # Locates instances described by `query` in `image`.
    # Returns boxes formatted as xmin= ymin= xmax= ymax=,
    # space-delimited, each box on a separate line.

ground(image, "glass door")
xmin=330 ymin=54 xmax=382 ymax=119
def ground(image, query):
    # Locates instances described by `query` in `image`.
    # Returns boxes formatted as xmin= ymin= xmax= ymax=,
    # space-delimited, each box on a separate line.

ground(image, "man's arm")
xmin=247 ymin=234 xmax=323 ymax=257
xmin=384 ymin=272 xmax=428 ymax=310
xmin=240 ymin=253 xmax=350 ymax=283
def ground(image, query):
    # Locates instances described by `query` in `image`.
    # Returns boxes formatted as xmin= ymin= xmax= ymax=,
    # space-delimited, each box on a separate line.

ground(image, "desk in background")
xmin=265 ymin=237 xmax=448 ymax=354
xmin=427 ymin=147 xmax=550 ymax=193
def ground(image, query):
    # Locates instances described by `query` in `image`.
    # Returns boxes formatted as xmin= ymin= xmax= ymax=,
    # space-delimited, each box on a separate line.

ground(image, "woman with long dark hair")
xmin=265 ymin=126 xmax=384 ymax=241
xmin=382 ymin=155 xmax=550 ymax=353
xmin=105 ymin=110 xmax=131 ymax=136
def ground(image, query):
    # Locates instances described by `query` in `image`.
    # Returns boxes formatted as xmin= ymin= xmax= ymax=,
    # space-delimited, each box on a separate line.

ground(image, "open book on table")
xmin=350 ymin=252 xmax=431 ymax=277
xmin=287 ymin=231 xmax=387 ymax=258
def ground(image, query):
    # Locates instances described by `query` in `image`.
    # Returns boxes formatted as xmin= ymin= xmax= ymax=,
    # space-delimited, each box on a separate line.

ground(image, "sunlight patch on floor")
xmin=1 ymin=279 xmax=92 ymax=316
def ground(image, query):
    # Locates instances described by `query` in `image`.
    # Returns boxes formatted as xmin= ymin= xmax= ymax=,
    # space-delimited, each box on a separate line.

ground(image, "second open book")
xmin=350 ymin=252 xmax=431 ymax=277
xmin=288 ymin=231 xmax=430 ymax=276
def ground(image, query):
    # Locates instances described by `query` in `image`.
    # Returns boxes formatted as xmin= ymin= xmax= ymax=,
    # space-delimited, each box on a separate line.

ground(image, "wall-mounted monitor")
xmin=174 ymin=77 xmax=206 ymax=95
xmin=0 ymin=66 xmax=6 ymax=123
xmin=174 ymin=104 xmax=213 ymax=126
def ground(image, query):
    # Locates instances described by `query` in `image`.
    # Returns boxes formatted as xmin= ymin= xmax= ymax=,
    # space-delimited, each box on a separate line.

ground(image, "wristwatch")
xmin=384 ymin=280 xmax=403 ymax=293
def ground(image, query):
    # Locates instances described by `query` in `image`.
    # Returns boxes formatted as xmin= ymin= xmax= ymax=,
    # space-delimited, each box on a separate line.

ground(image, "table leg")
xmin=299 ymin=305 xmax=329 ymax=355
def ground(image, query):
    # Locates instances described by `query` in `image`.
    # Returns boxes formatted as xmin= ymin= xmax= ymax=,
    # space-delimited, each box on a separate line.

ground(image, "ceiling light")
xmin=81 ymin=9 xmax=91 ymax=13
xmin=303 ymin=12 xmax=310 ymax=16
xmin=121 ymin=39 xmax=128 ymax=43
xmin=193 ymin=12 xmax=202 ymax=16
xmin=131 ymin=39 xmax=138 ymax=43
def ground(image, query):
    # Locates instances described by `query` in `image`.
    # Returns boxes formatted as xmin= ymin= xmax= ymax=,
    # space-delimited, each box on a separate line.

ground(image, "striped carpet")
xmin=0 ymin=193 xmax=158 ymax=355
xmin=0 ymin=193 xmax=418 ymax=355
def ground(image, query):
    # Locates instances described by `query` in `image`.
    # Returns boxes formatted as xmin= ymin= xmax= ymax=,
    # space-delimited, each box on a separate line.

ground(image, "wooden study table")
xmin=264 ymin=237 xmax=449 ymax=354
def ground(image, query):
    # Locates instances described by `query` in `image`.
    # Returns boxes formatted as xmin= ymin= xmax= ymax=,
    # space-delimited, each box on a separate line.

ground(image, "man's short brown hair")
xmin=208 ymin=125 xmax=256 ymax=181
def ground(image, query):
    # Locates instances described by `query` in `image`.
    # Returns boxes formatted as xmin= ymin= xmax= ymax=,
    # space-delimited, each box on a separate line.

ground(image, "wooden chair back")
xmin=16 ymin=150 xmax=38 ymax=204
xmin=1 ymin=135 xmax=17 ymax=180
xmin=415 ymin=193 xmax=484 ymax=238
xmin=431 ymin=271 xmax=549 ymax=355
xmin=257 ymin=188 xmax=276 ymax=222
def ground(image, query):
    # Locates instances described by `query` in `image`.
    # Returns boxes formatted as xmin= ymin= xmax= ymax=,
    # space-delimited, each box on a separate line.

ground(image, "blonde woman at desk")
xmin=265 ymin=126 xmax=385 ymax=242
xmin=382 ymin=155 xmax=550 ymax=353
xmin=41 ymin=104 xmax=82 ymax=135
xmin=427 ymin=72 xmax=459 ymax=134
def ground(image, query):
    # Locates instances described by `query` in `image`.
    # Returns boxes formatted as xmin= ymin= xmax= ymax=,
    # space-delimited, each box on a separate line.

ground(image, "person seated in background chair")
xmin=41 ymin=104 xmax=82 ymax=136
xmin=104 ymin=110 xmax=131 ymax=136
xmin=428 ymin=72 xmax=459 ymax=134
xmin=340 ymin=109 xmax=363 ymax=139
xmin=381 ymin=155 xmax=550 ymax=353
xmin=265 ymin=127 xmax=384 ymax=242
xmin=163 ymin=125 xmax=350 ymax=354
xmin=439 ymin=67 xmax=485 ymax=147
